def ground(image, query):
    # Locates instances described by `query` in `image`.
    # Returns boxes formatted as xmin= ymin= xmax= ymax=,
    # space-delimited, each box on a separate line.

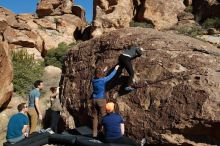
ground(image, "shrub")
xmin=130 ymin=20 xmax=154 ymax=28
xmin=184 ymin=6 xmax=193 ymax=13
xmin=176 ymin=25 xmax=203 ymax=37
xmin=202 ymin=17 xmax=220 ymax=29
xmin=12 ymin=50 xmax=44 ymax=96
xmin=44 ymin=42 xmax=81 ymax=68
xmin=44 ymin=42 xmax=70 ymax=68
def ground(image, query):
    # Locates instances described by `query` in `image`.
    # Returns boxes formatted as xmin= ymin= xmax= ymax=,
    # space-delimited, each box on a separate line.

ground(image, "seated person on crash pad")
xmin=6 ymin=103 xmax=29 ymax=144
xmin=101 ymin=102 xmax=140 ymax=146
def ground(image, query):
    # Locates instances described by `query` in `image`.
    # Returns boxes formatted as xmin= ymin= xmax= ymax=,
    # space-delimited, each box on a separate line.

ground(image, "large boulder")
xmin=3 ymin=27 xmax=42 ymax=49
xmin=33 ymin=14 xmax=85 ymax=50
xmin=72 ymin=5 xmax=86 ymax=22
xmin=0 ymin=17 xmax=8 ymax=33
xmin=91 ymin=0 xmax=134 ymax=37
xmin=36 ymin=0 xmax=73 ymax=18
xmin=0 ymin=7 xmax=16 ymax=26
xmin=0 ymin=41 xmax=13 ymax=110
xmin=60 ymin=27 xmax=220 ymax=145
xmin=193 ymin=0 xmax=220 ymax=21
xmin=0 ymin=5 xmax=86 ymax=55
xmin=137 ymin=0 xmax=185 ymax=29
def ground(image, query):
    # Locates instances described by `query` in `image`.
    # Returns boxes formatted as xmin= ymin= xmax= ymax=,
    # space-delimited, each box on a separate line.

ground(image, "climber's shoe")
xmin=124 ymin=86 xmax=135 ymax=92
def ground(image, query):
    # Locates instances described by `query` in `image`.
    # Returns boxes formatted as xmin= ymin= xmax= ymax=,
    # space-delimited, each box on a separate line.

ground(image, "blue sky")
xmin=0 ymin=0 xmax=93 ymax=22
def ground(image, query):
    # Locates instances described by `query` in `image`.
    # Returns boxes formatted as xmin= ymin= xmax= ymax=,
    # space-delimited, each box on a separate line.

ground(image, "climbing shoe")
xmin=124 ymin=86 xmax=135 ymax=91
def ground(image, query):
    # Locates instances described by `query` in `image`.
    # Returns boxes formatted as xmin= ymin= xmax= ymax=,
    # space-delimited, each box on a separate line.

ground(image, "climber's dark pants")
xmin=118 ymin=54 xmax=134 ymax=86
xmin=92 ymin=98 xmax=106 ymax=137
xmin=49 ymin=110 xmax=60 ymax=133
xmin=104 ymin=136 xmax=140 ymax=146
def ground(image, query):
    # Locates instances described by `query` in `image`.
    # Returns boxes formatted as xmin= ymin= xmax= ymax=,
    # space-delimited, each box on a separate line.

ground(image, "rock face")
xmin=60 ymin=27 xmax=220 ymax=145
xmin=36 ymin=0 xmax=73 ymax=18
xmin=92 ymin=0 xmax=185 ymax=37
xmin=0 ymin=41 xmax=13 ymax=110
xmin=91 ymin=0 xmax=134 ymax=37
xmin=184 ymin=0 xmax=192 ymax=6
xmin=193 ymin=0 xmax=220 ymax=21
xmin=0 ymin=3 xmax=86 ymax=60
xmin=137 ymin=0 xmax=185 ymax=29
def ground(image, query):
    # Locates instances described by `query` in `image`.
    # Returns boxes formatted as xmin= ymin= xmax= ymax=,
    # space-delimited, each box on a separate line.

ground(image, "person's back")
xmin=91 ymin=65 xmax=119 ymax=137
xmin=92 ymin=77 xmax=109 ymax=99
xmin=6 ymin=103 xmax=29 ymax=144
xmin=122 ymin=45 xmax=142 ymax=59
xmin=102 ymin=113 xmax=123 ymax=140
xmin=49 ymin=87 xmax=62 ymax=133
xmin=101 ymin=102 xmax=140 ymax=146
xmin=7 ymin=113 xmax=28 ymax=140
xmin=92 ymin=65 xmax=120 ymax=99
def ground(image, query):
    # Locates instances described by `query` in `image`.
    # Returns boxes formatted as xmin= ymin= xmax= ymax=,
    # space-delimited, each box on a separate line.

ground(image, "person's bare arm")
xmin=35 ymin=98 xmax=42 ymax=120
xmin=120 ymin=123 xmax=125 ymax=135
xmin=22 ymin=125 xmax=29 ymax=137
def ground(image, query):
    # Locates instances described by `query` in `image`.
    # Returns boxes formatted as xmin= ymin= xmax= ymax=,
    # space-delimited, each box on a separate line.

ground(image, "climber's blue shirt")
xmin=92 ymin=69 xmax=117 ymax=99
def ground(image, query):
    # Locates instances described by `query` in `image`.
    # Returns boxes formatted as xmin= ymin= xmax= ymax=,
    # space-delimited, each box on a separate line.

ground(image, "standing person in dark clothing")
xmin=49 ymin=87 xmax=62 ymax=133
xmin=118 ymin=44 xmax=144 ymax=91
xmin=28 ymin=80 xmax=44 ymax=133
xmin=6 ymin=103 xmax=29 ymax=144
xmin=91 ymin=65 xmax=120 ymax=138
xmin=101 ymin=102 xmax=140 ymax=146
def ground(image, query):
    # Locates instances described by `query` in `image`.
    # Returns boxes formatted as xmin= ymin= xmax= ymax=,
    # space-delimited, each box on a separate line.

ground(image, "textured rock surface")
xmin=0 ymin=3 xmax=86 ymax=59
xmin=72 ymin=5 xmax=86 ymax=22
xmin=137 ymin=0 xmax=185 ymax=29
xmin=60 ymin=27 xmax=220 ymax=145
xmin=36 ymin=0 xmax=73 ymax=17
xmin=184 ymin=0 xmax=193 ymax=6
xmin=198 ymin=35 xmax=220 ymax=45
xmin=91 ymin=0 xmax=133 ymax=37
xmin=193 ymin=0 xmax=220 ymax=21
xmin=0 ymin=41 xmax=13 ymax=110
xmin=0 ymin=17 xmax=8 ymax=33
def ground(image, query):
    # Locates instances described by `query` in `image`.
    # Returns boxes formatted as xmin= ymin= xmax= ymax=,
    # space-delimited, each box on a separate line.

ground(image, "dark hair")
xmin=95 ymin=67 xmax=104 ymax=78
xmin=17 ymin=103 xmax=26 ymax=112
xmin=34 ymin=80 xmax=43 ymax=88
xmin=50 ymin=87 xmax=57 ymax=93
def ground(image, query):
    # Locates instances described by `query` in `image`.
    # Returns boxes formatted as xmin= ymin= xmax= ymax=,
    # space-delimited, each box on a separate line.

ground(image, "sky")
xmin=0 ymin=0 xmax=93 ymax=22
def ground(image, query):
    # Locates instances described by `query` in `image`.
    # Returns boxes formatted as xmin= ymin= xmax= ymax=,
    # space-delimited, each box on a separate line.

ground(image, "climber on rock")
xmin=91 ymin=65 xmax=120 ymax=138
xmin=118 ymin=43 xmax=144 ymax=91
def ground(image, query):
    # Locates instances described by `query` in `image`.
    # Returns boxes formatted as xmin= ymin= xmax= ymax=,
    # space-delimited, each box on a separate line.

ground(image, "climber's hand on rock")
xmin=115 ymin=65 xmax=120 ymax=70
xmin=140 ymin=47 xmax=145 ymax=51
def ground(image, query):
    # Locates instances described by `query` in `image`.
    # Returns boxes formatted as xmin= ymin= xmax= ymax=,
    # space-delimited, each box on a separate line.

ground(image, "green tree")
xmin=202 ymin=17 xmax=220 ymax=29
xmin=44 ymin=42 xmax=80 ymax=68
xmin=12 ymin=50 xmax=44 ymax=96
xmin=176 ymin=25 xmax=203 ymax=37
